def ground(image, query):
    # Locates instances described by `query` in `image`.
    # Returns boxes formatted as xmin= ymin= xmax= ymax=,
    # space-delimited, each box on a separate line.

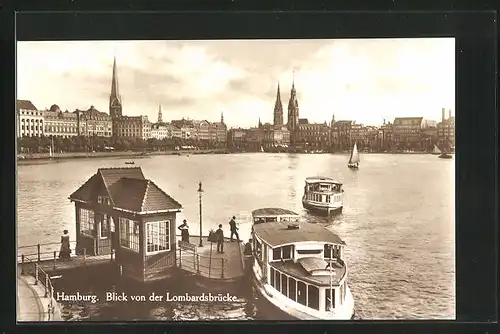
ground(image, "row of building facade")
xmin=16 ymin=57 xmax=227 ymax=143
xmin=228 ymin=80 xmax=455 ymax=152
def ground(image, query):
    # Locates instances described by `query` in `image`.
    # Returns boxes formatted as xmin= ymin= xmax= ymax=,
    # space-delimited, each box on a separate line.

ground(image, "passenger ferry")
xmin=302 ymin=177 xmax=344 ymax=215
xmin=249 ymin=208 xmax=355 ymax=320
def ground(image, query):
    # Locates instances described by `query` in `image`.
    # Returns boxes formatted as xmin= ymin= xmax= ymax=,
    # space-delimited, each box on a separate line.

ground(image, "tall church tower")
xmin=109 ymin=56 xmax=122 ymax=119
xmin=220 ymin=111 xmax=224 ymax=124
xmin=273 ymin=83 xmax=284 ymax=126
xmin=287 ymin=75 xmax=299 ymax=133
xmin=157 ymin=104 xmax=163 ymax=123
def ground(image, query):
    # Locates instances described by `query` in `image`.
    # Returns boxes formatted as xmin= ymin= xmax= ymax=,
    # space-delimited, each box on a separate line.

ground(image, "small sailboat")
xmin=347 ymin=142 xmax=360 ymax=169
xmin=260 ymin=146 xmax=264 ymax=153
xmin=431 ymin=144 xmax=442 ymax=155
xmin=125 ymin=161 xmax=135 ymax=165
xmin=49 ymin=137 xmax=54 ymax=159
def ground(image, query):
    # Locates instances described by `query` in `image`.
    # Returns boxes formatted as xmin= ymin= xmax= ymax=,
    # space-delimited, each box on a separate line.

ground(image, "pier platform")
xmin=17 ymin=274 xmax=62 ymax=322
xmin=177 ymin=236 xmax=245 ymax=281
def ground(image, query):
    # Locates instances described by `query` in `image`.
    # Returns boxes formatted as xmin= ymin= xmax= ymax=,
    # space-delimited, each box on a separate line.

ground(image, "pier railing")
xmin=20 ymin=255 xmax=56 ymax=319
xmin=18 ymin=241 xmax=78 ymax=263
xmin=177 ymin=248 xmax=227 ymax=279
xmin=18 ymin=241 xmax=114 ymax=273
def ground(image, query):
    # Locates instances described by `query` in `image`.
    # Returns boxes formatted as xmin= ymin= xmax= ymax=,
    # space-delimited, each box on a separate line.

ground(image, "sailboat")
xmin=431 ymin=144 xmax=442 ymax=155
xmin=49 ymin=137 xmax=54 ymax=159
xmin=347 ymin=142 xmax=360 ymax=169
xmin=260 ymin=146 xmax=264 ymax=153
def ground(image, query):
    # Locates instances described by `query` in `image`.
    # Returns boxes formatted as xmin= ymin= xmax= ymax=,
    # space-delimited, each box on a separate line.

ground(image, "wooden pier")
xmin=17 ymin=241 xmax=115 ymax=276
xmin=176 ymin=235 xmax=245 ymax=281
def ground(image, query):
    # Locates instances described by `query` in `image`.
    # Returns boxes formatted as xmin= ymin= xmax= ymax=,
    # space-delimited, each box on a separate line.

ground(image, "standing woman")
xmin=178 ymin=219 xmax=190 ymax=243
xmin=59 ymin=229 xmax=71 ymax=261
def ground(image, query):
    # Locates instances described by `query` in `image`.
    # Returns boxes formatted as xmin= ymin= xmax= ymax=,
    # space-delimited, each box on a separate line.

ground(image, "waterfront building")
xmin=16 ymin=100 xmax=44 ymax=138
xmin=350 ymin=123 xmax=367 ymax=149
xmin=364 ymin=126 xmax=380 ymax=151
xmin=43 ymin=105 xmax=79 ymax=138
xmin=379 ymin=120 xmax=393 ymax=151
xmin=296 ymin=119 xmax=330 ymax=149
xmin=331 ymin=120 xmax=354 ymax=151
xmin=150 ymin=123 xmax=174 ymax=140
xmin=69 ymin=167 xmax=183 ymax=282
xmin=437 ymin=108 xmax=455 ymax=150
xmin=75 ymin=106 xmax=113 ymax=137
xmin=392 ymin=117 xmax=424 ymax=150
xmin=171 ymin=119 xmax=195 ymax=139
xmin=114 ymin=115 xmax=151 ymax=139
xmin=227 ymin=128 xmax=247 ymax=149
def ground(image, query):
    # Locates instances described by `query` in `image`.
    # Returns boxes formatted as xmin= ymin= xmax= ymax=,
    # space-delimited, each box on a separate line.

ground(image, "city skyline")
xmin=17 ymin=39 xmax=455 ymax=127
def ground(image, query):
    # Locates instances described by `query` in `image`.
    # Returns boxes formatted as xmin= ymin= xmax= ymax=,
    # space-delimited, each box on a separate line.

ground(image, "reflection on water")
xmin=18 ymin=153 xmax=455 ymax=319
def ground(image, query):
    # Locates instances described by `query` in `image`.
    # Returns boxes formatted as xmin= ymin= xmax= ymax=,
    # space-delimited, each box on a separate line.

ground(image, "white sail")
xmin=349 ymin=143 xmax=360 ymax=164
xmin=433 ymin=144 xmax=441 ymax=154
xmin=260 ymin=146 xmax=264 ymax=152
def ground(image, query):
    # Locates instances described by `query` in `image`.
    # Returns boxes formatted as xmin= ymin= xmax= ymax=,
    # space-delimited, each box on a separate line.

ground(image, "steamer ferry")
xmin=302 ymin=177 xmax=344 ymax=215
xmin=249 ymin=208 xmax=355 ymax=320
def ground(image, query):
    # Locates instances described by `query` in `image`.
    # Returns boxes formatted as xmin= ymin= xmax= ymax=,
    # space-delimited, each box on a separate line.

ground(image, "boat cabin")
xmin=252 ymin=208 xmax=300 ymax=225
xmin=69 ymin=167 xmax=183 ymax=282
xmin=251 ymin=216 xmax=349 ymax=314
xmin=304 ymin=177 xmax=343 ymax=194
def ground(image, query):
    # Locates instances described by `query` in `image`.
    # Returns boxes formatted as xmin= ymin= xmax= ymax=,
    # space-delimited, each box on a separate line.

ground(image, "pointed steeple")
xmin=258 ymin=117 xmax=262 ymax=128
xmin=109 ymin=56 xmax=122 ymax=119
xmin=287 ymin=72 xmax=299 ymax=132
xmin=220 ymin=111 xmax=224 ymax=124
xmin=158 ymin=104 xmax=163 ymax=123
xmin=273 ymin=82 xmax=284 ymax=126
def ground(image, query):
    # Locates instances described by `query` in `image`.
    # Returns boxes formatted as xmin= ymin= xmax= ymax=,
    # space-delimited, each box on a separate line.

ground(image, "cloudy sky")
xmin=17 ymin=39 xmax=454 ymax=127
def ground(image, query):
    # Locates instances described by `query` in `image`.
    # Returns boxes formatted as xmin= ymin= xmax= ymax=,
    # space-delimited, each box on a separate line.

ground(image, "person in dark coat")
xmin=216 ymin=224 xmax=224 ymax=253
xmin=58 ymin=229 xmax=71 ymax=261
xmin=178 ymin=219 xmax=190 ymax=243
xmin=229 ymin=216 xmax=239 ymax=242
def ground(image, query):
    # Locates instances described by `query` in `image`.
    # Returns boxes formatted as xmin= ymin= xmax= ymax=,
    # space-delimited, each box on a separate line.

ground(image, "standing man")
xmin=229 ymin=216 xmax=239 ymax=242
xmin=216 ymin=224 xmax=224 ymax=253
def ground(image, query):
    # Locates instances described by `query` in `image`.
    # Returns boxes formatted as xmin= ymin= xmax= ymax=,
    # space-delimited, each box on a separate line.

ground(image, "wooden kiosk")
xmin=69 ymin=167 xmax=183 ymax=282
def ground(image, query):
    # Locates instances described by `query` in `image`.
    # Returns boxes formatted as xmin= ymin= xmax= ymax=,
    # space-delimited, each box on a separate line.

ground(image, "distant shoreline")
xmin=16 ymin=149 xmax=229 ymax=163
xmin=17 ymin=150 xmax=438 ymax=164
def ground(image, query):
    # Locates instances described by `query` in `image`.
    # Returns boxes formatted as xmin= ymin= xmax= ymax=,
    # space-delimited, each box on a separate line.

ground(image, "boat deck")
xmin=270 ymin=258 xmax=346 ymax=286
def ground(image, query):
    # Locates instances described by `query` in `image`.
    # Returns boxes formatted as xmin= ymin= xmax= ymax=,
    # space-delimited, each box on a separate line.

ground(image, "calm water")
xmin=17 ymin=153 xmax=455 ymax=320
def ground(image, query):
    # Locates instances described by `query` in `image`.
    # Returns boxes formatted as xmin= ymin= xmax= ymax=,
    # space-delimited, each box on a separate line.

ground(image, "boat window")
xmin=325 ymin=288 xmax=336 ymax=311
xmin=281 ymin=274 xmax=288 ymax=296
xmin=280 ymin=217 xmax=290 ymax=222
xmin=307 ymin=285 xmax=320 ymax=310
xmin=275 ymin=271 xmax=281 ymax=291
xmin=297 ymin=249 xmax=322 ymax=255
xmin=326 ymin=195 xmax=331 ymax=203
xmin=270 ymin=267 xmax=275 ymax=287
xmin=266 ymin=217 xmax=278 ymax=222
xmin=282 ymin=245 xmax=293 ymax=260
xmin=324 ymin=244 xmax=333 ymax=259
xmin=288 ymin=277 xmax=297 ymax=301
xmin=297 ymin=281 xmax=307 ymax=306
xmin=272 ymin=247 xmax=281 ymax=261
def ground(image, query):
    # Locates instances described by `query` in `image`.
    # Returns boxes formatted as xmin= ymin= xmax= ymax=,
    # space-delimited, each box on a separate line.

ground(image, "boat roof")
xmin=305 ymin=176 xmax=342 ymax=185
xmin=251 ymin=208 xmax=299 ymax=217
xmin=253 ymin=220 xmax=345 ymax=247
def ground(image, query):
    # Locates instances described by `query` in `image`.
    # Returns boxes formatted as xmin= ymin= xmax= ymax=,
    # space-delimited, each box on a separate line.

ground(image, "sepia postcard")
xmin=16 ymin=38 xmax=455 ymax=322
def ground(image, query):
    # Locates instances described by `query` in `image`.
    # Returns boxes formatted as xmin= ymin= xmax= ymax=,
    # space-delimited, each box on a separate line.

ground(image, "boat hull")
xmin=438 ymin=153 xmax=453 ymax=159
xmin=251 ymin=269 xmax=355 ymax=320
xmin=302 ymin=199 xmax=343 ymax=215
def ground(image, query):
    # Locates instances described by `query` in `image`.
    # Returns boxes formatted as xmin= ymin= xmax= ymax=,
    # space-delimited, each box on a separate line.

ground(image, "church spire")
xmin=109 ymin=56 xmax=122 ymax=119
xmin=258 ymin=117 xmax=262 ymax=128
xmin=157 ymin=104 xmax=163 ymax=123
xmin=273 ymin=82 xmax=284 ymax=126
xmin=287 ymin=73 xmax=299 ymax=133
xmin=221 ymin=111 xmax=224 ymax=124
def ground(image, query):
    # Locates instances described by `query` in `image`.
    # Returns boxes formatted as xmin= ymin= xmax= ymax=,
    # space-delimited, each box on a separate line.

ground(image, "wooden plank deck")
xmin=18 ymin=254 xmax=114 ymax=275
xmin=176 ymin=236 xmax=244 ymax=281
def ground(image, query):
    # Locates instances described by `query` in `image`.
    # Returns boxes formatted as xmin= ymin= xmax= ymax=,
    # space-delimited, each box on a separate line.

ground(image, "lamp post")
xmin=198 ymin=182 xmax=204 ymax=247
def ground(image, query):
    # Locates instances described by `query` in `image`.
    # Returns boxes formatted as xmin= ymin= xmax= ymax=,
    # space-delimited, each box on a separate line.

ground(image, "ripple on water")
xmin=18 ymin=154 xmax=455 ymax=320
